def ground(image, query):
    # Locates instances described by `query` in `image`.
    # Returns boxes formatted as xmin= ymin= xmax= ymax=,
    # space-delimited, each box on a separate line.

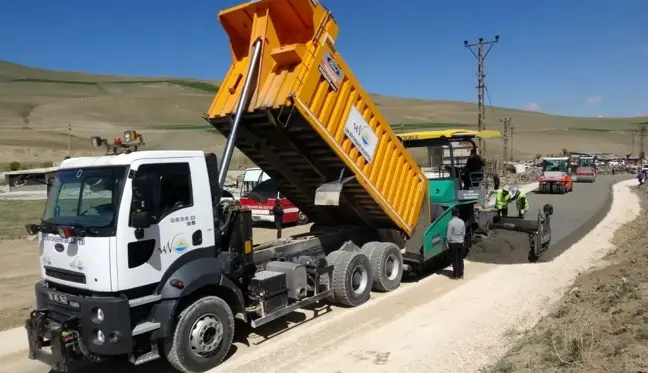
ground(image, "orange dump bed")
xmin=205 ymin=0 xmax=426 ymax=236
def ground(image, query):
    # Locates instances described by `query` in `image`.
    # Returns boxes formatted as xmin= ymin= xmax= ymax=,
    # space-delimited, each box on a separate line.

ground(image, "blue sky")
xmin=1 ymin=0 xmax=647 ymax=117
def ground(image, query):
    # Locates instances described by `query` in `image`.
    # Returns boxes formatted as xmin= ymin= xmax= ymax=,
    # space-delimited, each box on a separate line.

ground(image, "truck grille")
xmin=45 ymin=267 xmax=86 ymax=284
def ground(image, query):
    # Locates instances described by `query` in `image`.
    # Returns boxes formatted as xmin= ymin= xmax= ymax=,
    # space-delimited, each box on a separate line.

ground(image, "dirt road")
xmin=0 ymin=176 xmax=630 ymax=373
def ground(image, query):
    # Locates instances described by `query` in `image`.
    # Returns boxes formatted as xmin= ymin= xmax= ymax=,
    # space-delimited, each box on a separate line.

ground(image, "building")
xmin=3 ymin=166 xmax=59 ymax=193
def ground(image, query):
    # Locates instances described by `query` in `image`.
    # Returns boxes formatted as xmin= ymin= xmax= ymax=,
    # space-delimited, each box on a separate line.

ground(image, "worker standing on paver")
xmin=495 ymin=186 xmax=512 ymax=217
xmin=272 ymin=200 xmax=284 ymax=239
xmin=445 ymin=208 xmax=465 ymax=279
xmin=509 ymin=186 xmax=529 ymax=218
xmin=463 ymin=148 xmax=484 ymax=189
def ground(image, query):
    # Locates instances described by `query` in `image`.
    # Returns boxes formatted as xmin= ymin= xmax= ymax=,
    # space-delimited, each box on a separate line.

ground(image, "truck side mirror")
xmin=130 ymin=169 xmax=158 ymax=232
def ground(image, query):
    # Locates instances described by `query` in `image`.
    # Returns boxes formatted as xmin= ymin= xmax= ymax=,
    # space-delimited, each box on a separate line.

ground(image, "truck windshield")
xmin=43 ymin=166 xmax=128 ymax=228
xmin=579 ymin=158 xmax=594 ymax=168
xmin=543 ymin=159 xmax=569 ymax=172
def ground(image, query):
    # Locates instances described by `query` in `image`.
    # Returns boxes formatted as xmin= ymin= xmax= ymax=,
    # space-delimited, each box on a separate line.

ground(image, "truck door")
xmin=115 ymin=158 xmax=214 ymax=291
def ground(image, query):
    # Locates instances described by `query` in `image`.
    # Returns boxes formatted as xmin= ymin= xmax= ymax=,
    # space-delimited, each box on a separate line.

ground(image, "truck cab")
xmin=25 ymin=132 xmax=259 ymax=372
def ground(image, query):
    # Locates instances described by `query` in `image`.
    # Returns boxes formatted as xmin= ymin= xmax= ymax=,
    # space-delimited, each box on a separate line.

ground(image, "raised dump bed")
xmin=205 ymin=0 xmax=426 ymax=236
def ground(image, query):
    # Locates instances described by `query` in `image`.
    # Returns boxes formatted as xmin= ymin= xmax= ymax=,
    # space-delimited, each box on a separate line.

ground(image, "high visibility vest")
xmin=516 ymin=191 xmax=529 ymax=212
xmin=495 ymin=189 xmax=510 ymax=209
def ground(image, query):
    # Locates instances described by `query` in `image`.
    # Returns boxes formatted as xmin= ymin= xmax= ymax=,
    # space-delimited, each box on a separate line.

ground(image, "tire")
xmin=325 ymin=250 xmax=346 ymax=267
xmin=528 ymin=250 xmax=540 ymax=263
xmin=332 ymin=251 xmax=373 ymax=307
xmin=165 ymin=296 xmax=235 ymax=373
xmin=297 ymin=211 xmax=308 ymax=225
xmin=558 ymin=184 xmax=566 ymax=194
xmin=463 ymin=229 xmax=473 ymax=259
xmin=360 ymin=242 xmax=403 ymax=292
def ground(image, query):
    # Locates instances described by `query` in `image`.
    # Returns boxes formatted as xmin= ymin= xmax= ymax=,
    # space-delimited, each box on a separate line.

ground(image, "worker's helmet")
xmin=510 ymin=186 xmax=520 ymax=198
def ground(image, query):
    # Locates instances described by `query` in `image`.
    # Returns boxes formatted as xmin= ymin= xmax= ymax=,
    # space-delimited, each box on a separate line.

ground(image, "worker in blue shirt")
xmin=445 ymin=208 xmax=466 ymax=279
xmin=638 ymin=169 xmax=645 ymax=186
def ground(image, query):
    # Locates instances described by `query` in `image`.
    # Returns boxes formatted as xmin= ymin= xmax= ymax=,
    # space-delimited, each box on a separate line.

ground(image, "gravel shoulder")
xmin=285 ymin=178 xmax=639 ymax=373
xmin=487 ymin=181 xmax=648 ymax=373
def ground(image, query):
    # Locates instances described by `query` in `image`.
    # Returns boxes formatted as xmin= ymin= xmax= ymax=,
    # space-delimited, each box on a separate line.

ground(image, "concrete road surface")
xmin=0 ymin=175 xmax=630 ymax=373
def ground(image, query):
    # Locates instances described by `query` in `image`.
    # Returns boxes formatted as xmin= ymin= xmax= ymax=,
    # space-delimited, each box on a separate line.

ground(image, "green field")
xmin=0 ymin=200 xmax=44 ymax=239
xmin=1 ymin=58 xmax=646 ymax=162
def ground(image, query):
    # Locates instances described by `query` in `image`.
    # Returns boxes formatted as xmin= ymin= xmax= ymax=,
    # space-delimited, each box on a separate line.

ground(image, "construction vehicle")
xmin=239 ymin=168 xmax=309 ymax=225
xmin=573 ymin=155 xmax=596 ymax=183
xmin=538 ymin=156 xmax=574 ymax=194
xmin=23 ymin=1 xmax=553 ymax=372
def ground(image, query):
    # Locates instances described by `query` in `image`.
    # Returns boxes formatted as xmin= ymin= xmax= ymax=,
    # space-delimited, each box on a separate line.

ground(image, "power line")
xmin=485 ymin=85 xmax=500 ymax=129
xmin=464 ymin=35 xmax=500 ymax=158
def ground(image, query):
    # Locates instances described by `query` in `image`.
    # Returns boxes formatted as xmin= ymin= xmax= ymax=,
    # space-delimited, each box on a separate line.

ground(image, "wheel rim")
xmin=189 ymin=313 xmax=223 ymax=357
xmin=350 ymin=264 xmax=369 ymax=295
xmin=384 ymin=253 xmax=400 ymax=281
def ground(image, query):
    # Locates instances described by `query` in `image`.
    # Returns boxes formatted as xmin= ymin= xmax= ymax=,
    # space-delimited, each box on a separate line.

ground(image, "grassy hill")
xmin=0 ymin=59 xmax=646 ymax=168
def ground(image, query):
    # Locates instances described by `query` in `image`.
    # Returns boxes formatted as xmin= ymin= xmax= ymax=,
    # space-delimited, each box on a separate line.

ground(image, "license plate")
xmin=252 ymin=216 xmax=260 ymax=221
xmin=47 ymin=291 xmax=69 ymax=306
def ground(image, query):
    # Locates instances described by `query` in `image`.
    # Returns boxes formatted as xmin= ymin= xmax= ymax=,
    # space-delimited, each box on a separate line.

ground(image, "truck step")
xmin=130 ymin=343 xmax=161 ymax=366
xmin=132 ymin=321 xmax=160 ymax=336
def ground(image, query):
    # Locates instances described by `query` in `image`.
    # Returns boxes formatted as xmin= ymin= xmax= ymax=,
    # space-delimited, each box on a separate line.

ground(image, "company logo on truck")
xmin=318 ymin=51 xmax=344 ymax=92
xmin=360 ymin=126 xmax=373 ymax=147
xmin=344 ymin=106 xmax=378 ymax=162
xmin=173 ymin=235 xmax=188 ymax=253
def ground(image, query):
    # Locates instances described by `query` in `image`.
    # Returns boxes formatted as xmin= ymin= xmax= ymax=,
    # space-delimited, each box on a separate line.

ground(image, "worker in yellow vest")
xmin=494 ymin=186 xmax=512 ymax=217
xmin=509 ymin=186 xmax=529 ymax=218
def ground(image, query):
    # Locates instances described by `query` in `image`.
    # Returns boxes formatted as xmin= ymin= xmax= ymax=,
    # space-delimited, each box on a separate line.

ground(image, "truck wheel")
xmin=360 ymin=242 xmax=403 ymax=292
xmin=297 ymin=211 xmax=308 ymax=225
xmin=165 ymin=296 xmax=235 ymax=373
xmin=332 ymin=251 xmax=372 ymax=307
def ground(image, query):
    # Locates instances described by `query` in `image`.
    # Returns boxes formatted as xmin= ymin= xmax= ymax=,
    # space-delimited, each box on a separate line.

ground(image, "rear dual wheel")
xmin=360 ymin=242 xmax=404 ymax=292
xmin=329 ymin=251 xmax=373 ymax=307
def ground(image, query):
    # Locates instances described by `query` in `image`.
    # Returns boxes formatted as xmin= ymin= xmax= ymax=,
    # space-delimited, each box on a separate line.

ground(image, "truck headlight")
xmin=92 ymin=307 xmax=105 ymax=323
xmin=93 ymin=330 xmax=105 ymax=345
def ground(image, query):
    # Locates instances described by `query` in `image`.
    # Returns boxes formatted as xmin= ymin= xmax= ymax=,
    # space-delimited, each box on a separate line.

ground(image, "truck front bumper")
xmin=26 ymin=281 xmax=134 ymax=369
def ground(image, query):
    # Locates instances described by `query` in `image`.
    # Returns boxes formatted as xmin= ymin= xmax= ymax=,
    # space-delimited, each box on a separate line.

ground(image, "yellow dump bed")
xmin=205 ymin=0 xmax=426 ymax=236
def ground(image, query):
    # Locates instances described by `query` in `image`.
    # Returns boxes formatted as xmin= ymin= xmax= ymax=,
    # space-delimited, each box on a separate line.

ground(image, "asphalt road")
xmin=468 ymin=174 xmax=631 ymax=265
xmin=0 ymin=175 xmax=632 ymax=373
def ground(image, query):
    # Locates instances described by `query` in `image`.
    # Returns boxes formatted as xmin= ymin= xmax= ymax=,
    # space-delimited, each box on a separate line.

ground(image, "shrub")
xmin=8 ymin=161 xmax=21 ymax=171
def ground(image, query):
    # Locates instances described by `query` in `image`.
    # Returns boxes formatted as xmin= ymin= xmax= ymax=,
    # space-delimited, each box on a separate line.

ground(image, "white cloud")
xmin=523 ymin=102 xmax=541 ymax=112
xmin=585 ymin=96 xmax=602 ymax=104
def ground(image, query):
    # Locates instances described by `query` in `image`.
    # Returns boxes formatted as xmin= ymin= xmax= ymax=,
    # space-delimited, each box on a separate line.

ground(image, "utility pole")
xmin=631 ymin=130 xmax=636 ymax=155
xmin=67 ymin=123 xmax=71 ymax=157
xmin=500 ymin=117 xmax=511 ymax=163
xmin=640 ymin=123 xmax=648 ymax=164
xmin=464 ymin=35 xmax=500 ymax=158
xmin=509 ymin=120 xmax=515 ymax=161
